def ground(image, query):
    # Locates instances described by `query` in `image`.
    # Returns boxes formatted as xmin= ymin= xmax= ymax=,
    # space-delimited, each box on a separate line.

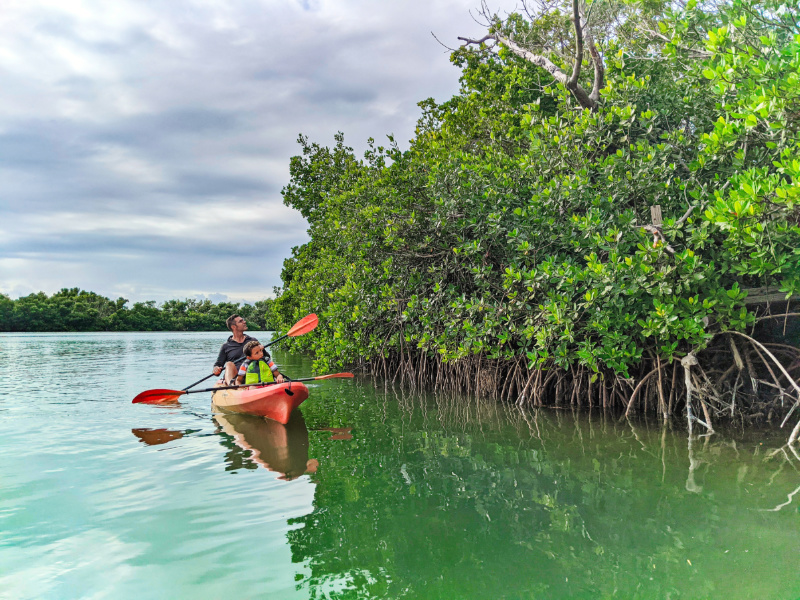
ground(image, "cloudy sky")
xmin=0 ymin=0 xmax=513 ymax=303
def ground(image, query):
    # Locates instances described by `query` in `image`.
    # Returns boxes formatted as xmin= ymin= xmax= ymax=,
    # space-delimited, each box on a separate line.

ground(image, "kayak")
xmin=211 ymin=380 xmax=309 ymax=424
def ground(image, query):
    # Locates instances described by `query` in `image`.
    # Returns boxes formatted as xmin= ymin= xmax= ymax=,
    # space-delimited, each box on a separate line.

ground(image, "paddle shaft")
xmin=182 ymin=355 xmax=246 ymax=391
xmin=183 ymin=381 xmax=280 ymax=396
xmin=287 ymin=374 xmax=354 ymax=383
xmin=148 ymin=374 xmax=353 ymax=399
xmin=193 ymin=374 xmax=352 ymax=394
xmin=133 ymin=371 xmax=353 ymax=403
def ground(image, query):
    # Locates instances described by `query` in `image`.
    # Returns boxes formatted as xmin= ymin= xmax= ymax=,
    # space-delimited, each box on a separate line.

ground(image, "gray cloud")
xmin=0 ymin=0 xmax=509 ymax=303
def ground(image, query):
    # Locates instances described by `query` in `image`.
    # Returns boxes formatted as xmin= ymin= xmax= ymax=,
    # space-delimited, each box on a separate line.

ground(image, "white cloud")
xmin=0 ymin=0 xmax=512 ymax=302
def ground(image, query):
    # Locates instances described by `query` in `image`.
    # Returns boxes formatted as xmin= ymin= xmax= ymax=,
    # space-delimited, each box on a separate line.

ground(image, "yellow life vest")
xmin=244 ymin=359 xmax=275 ymax=385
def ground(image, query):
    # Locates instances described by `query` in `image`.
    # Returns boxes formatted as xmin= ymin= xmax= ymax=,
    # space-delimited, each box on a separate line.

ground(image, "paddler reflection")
xmin=215 ymin=411 xmax=318 ymax=481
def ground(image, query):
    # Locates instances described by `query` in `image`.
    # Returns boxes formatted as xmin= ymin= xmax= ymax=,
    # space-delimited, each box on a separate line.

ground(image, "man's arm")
xmin=213 ymin=343 xmax=228 ymax=374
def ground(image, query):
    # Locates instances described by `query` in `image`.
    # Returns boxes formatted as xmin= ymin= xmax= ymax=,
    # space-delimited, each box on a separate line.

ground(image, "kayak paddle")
xmin=258 ymin=313 xmax=319 ymax=352
xmin=180 ymin=313 xmax=319 ymax=392
xmin=132 ymin=372 xmax=353 ymax=404
xmin=284 ymin=373 xmax=355 ymax=383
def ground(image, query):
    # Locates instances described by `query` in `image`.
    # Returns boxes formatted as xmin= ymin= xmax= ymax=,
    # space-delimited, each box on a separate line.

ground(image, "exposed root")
xmin=358 ymin=325 xmax=800 ymax=443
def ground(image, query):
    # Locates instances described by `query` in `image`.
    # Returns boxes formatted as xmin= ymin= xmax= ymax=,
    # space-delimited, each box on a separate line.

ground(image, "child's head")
xmin=243 ymin=340 xmax=264 ymax=360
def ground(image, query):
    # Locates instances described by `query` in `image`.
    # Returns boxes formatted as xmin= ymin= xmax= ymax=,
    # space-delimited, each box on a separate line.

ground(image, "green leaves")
xmin=274 ymin=0 xmax=800 ymax=380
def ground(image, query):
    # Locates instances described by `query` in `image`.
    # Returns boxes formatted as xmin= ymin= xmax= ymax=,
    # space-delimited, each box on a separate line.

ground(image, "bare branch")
xmin=459 ymin=1 xmax=600 ymax=110
xmin=568 ymin=0 xmax=584 ymax=88
xmin=674 ymin=204 xmax=697 ymax=227
xmin=496 ymin=35 xmax=597 ymax=109
xmin=495 ymin=35 xmax=567 ymax=82
xmin=431 ymin=31 xmax=458 ymax=52
xmin=583 ymin=25 xmax=604 ymax=103
xmin=457 ymin=34 xmax=496 ymax=46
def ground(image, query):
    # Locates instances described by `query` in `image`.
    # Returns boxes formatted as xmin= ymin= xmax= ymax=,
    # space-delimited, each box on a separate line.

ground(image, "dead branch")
xmin=674 ymin=204 xmax=698 ymax=227
xmin=757 ymin=313 xmax=800 ymax=322
xmin=457 ymin=34 xmax=496 ymax=46
xmin=458 ymin=0 xmax=601 ymax=110
xmin=583 ymin=26 xmax=604 ymax=103
xmin=431 ymin=31 xmax=458 ymax=52
xmin=568 ymin=0 xmax=584 ymax=89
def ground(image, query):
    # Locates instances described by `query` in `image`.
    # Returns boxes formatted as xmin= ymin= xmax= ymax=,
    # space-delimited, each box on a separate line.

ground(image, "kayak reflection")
xmin=215 ymin=411 xmax=318 ymax=481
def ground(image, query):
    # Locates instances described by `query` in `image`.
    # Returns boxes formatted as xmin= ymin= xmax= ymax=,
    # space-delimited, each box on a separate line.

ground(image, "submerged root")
xmin=359 ymin=324 xmax=800 ymax=442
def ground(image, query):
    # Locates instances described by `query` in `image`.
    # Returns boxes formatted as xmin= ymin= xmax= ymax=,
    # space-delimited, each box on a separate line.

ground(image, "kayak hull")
xmin=211 ymin=381 xmax=309 ymax=424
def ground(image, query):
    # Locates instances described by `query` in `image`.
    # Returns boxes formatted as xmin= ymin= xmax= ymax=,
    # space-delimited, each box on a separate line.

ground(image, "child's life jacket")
xmin=238 ymin=357 xmax=279 ymax=384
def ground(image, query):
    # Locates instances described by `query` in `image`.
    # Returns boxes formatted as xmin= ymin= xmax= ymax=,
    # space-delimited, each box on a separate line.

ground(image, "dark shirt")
xmin=214 ymin=334 xmax=258 ymax=368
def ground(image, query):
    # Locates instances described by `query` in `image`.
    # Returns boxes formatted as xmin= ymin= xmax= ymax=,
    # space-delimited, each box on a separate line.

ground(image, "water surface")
xmin=1 ymin=332 xmax=798 ymax=599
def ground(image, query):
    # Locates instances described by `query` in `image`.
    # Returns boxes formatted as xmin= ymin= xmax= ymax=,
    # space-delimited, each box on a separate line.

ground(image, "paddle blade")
xmin=312 ymin=373 xmax=354 ymax=380
xmin=287 ymin=313 xmax=318 ymax=337
xmin=132 ymin=389 xmax=186 ymax=404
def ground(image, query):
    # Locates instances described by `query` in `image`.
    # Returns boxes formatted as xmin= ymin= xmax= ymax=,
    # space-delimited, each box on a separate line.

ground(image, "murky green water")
xmin=1 ymin=332 xmax=799 ymax=599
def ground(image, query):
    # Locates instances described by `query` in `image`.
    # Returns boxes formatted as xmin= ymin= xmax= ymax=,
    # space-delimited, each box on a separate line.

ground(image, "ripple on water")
xmin=3 ymin=332 xmax=800 ymax=600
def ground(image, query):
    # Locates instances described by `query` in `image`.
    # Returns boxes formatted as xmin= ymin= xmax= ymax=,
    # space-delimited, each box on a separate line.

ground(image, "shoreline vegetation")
xmin=270 ymin=0 xmax=800 ymax=440
xmin=0 ymin=288 xmax=277 ymax=332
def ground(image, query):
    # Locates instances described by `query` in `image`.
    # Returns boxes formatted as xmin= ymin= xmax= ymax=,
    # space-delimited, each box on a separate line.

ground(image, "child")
xmin=236 ymin=340 xmax=285 ymax=385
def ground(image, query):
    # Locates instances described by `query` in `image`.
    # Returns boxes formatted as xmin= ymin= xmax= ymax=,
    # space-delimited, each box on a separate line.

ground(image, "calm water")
xmin=1 ymin=332 xmax=799 ymax=599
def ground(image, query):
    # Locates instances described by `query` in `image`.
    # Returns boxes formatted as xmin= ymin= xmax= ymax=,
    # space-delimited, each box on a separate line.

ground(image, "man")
xmin=213 ymin=314 xmax=257 ymax=384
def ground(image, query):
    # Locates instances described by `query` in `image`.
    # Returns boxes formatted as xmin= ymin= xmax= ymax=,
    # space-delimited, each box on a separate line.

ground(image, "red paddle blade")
xmin=287 ymin=313 xmax=318 ymax=337
xmin=132 ymin=389 xmax=185 ymax=404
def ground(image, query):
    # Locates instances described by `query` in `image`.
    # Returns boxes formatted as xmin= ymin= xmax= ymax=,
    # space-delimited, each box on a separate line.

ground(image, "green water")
xmin=1 ymin=333 xmax=798 ymax=599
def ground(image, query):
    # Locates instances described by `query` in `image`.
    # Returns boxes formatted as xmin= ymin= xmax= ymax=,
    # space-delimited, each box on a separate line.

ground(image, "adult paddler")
xmin=212 ymin=314 xmax=257 ymax=385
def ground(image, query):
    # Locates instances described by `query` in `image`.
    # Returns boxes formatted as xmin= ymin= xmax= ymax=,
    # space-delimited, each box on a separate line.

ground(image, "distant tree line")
xmin=0 ymin=288 xmax=277 ymax=332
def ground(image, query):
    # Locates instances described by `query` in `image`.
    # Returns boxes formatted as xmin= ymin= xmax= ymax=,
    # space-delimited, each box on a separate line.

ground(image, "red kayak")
xmin=211 ymin=381 xmax=309 ymax=424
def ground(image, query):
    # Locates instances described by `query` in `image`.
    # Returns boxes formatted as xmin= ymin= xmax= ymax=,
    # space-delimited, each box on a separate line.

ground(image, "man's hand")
xmin=276 ymin=373 xmax=285 ymax=384
xmin=212 ymin=366 xmax=222 ymax=376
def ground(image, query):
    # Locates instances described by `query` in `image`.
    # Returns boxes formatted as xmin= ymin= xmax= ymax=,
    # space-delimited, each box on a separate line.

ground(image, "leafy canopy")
xmin=275 ymin=0 xmax=800 ymax=379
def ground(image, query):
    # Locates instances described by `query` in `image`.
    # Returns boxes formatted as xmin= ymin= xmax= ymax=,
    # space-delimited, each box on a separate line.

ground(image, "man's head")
xmin=243 ymin=340 xmax=264 ymax=360
xmin=226 ymin=314 xmax=247 ymax=333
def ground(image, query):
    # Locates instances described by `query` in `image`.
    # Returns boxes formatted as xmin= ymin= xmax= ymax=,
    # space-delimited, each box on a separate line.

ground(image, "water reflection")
xmin=3 ymin=332 xmax=316 ymax=600
xmin=8 ymin=333 xmax=799 ymax=599
xmin=215 ymin=412 xmax=319 ymax=481
xmin=132 ymin=428 xmax=194 ymax=446
xmin=131 ymin=407 xmax=321 ymax=481
xmin=292 ymin=391 xmax=800 ymax=600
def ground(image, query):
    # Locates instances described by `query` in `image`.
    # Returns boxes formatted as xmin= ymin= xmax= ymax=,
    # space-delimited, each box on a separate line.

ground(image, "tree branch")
xmin=495 ymin=36 xmax=568 ymax=84
xmin=583 ymin=25 xmax=604 ymax=103
xmin=457 ymin=34 xmax=496 ymax=46
xmin=568 ymin=0 xmax=583 ymax=88
xmin=459 ymin=2 xmax=601 ymax=111
xmin=499 ymin=35 xmax=597 ymax=110
xmin=674 ymin=204 xmax=697 ymax=227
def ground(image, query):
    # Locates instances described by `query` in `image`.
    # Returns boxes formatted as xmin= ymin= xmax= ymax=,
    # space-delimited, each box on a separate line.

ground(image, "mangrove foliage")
xmin=273 ymin=0 xmax=800 ymax=431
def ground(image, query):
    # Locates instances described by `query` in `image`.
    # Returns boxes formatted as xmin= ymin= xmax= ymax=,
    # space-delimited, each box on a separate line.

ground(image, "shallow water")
xmin=1 ymin=332 xmax=799 ymax=599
